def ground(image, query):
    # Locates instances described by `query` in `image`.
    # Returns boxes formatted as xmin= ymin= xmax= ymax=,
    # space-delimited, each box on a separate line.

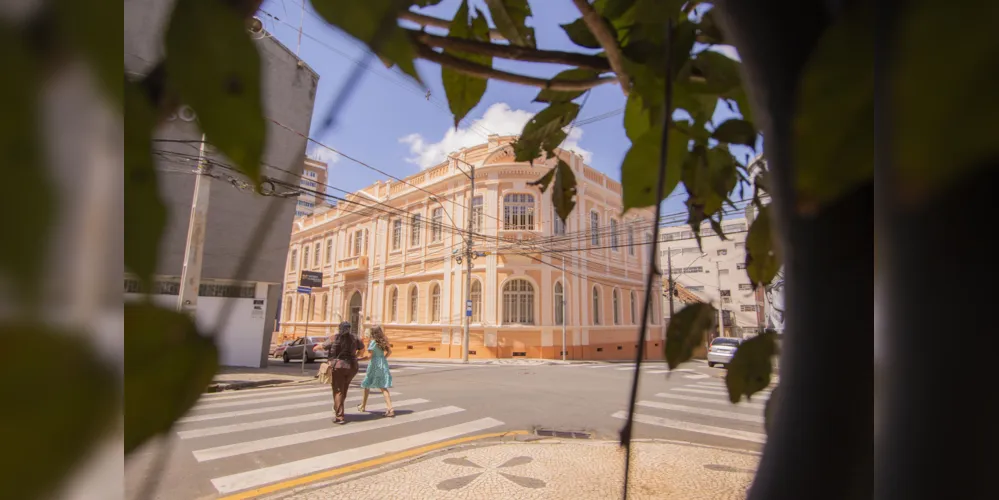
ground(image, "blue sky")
xmin=257 ymin=0 xmax=753 ymax=215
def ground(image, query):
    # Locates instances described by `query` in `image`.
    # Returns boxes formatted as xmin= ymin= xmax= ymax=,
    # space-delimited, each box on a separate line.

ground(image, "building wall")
xmin=277 ymin=136 xmax=664 ymax=360
xmin=297 ymin=158 xmax=329 ymax=217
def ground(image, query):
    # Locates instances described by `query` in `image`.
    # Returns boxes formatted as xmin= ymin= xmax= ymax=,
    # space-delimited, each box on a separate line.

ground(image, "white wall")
xmin=125 ymin=293 xmax=267 ymax=368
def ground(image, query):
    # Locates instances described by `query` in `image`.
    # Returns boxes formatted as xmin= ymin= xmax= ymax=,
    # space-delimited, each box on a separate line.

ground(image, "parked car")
xmin=707 ymin=337 xmax=742 ymax=367
xmin=270 ymin=340 xmax=293 ymax=358
xmin=282 ymin=336 xmax=328 ymax=363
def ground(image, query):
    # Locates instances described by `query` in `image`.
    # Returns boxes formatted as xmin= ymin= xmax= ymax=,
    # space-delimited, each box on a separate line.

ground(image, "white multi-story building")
xmin=296 ymin=158 xmax=329 ymax=217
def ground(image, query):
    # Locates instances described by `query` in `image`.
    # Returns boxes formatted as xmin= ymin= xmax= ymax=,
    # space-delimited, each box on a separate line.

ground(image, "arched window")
xmin=503 ymin=193 xmax=535 ymax=230
xmin=630 ymin=291 xmax=637 ymax=324
xmin=284 ymin=297 xmax=292 ymax=321
xmin=297 ymin=296 xmax=305 ymax=321
xmin=554 ymin=282 xmax=564 ymax=326
xmin=502 ymin=279 xmax=535 ymax=324
xmin=627 ymin=224 xmax=635 ymax=256
xmin=411 ymin=213 xmax=422 ymax=246
xmin=610 ymin=219 xmax=619 ymax=250
xmin=409 ymin=286 xmax=419 ymax=323
xmin=612 ymin=289 xmax=620 ymax=325
xmin=470 ymin=280 xmax=482 ymax=323
xmin=590 ymin=212 xmax=600 ymax=245
xmin=592 ymin=286 xmax=601 ymax=325
xmin=431 ymin=284 xmax=441 ymax=323
xmin=290 ymin=249 xmax=298 ymax=271
xmin=303 ymin=246 xmax=310 ymax=269
xmin=471 ymin=196 xmax=484 ymax=232
xmin=309 ymin=295 xmax=316 ymax=321
xmin=314 ymin=241 xmax=321 ymax=266
xmin=321 ymin=294 xmax=328 ymax=321
xmin=431 ymin=208 xmax=443 ymax=242
xmin=392 ymin=219 xmax=402 ymax=250
xmin=389 ymin=287 xmax=398 ymax=322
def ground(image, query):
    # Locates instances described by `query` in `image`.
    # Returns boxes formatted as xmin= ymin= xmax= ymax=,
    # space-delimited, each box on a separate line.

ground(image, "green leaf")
xmin=513 ymin=102 xmax=580 ymax=162
xmin=442 ymin=1 xmax=491 ymax=127
xmin=682 ymin=145 xmax=735 ymax=217
xmin=165 ymin=0 xmax=265 ymax=182
xmin=745 ymin=205 xmax=781 ymax=288
xmin=594 ymin=0 xmax=638 ymax=20
xmin=124 ymin=80 xmax=168 ymax=290
xmin=621 ymin=126 xmax=687 ymax=210
xmin=665 ymin=302 xmax=717 ymax=369
xmin=697 ymin=8 xmax=725 ymax=44
xmin=560 ymin=18 xmax=602 ymax=49
xmin=725 ymin=331 xmax=778 ymax=403
xmin=711 ymin=119 xmax=756 ymax=146
xmin=691 ymin=50 xmax=741 ymax=95
xmin=527 ymin=166 xmax=556 ymax=192
xmin=794 ymin=3 xmax=872 ymax=209
xmin=312 ymin=0 xmax=420 ymax=79
xmin=724 ymin=86 xmax=754 ymax=126
xmin=484 ymin=0 xmax=535 ymax=48
xmin=0 ymin=323 xmax=117 ymax=500
xmin=0 ymin=26 xmax=55 ymax=307
xmin=623 ymin=91 xmax=657 ymax=141
xmin=551 ymin=160 xmax=578 ymax=222
xmin=55 ymin=0 xmax=122 ymax=107
xmin=125 ymin=303 xmax=219 ymax=455
xmin=534 ymin=68 xmax=599 ymax=103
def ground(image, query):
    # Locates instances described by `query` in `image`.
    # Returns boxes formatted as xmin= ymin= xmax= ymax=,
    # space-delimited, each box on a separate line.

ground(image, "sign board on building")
xmin=465 ymin=299 xmax=473 ymax=317
xmin=297 ymin=286 xmax=312 ymax=294
xmin=300 ymin=270 xmax=323 ymax=288
xmin=251 ymin=299 xmax=265 ymax=319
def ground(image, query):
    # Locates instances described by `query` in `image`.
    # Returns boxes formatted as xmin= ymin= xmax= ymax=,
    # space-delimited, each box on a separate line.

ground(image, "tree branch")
xmin=407 ymin=30 xmax=611 ymax=72
xmin=412 ymin=42 xmax=618 ymax=91
xmin=570 ymin=0 xmax=630 ymax=95
xmin=399 ymin=10 xmax=506 ymax=41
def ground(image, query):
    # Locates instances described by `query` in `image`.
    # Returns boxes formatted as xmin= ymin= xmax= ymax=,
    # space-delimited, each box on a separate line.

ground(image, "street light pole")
xmin=177 ymin=134 xmax=209 ymax=314
xmin=561 ymin=255 xmax=567 ymax=361
xmin=716 ymin=260 xmax=726 ymax=339
xmin=666 ymin=247 xmax=675 ymax=318
xmin=462 ymin=164 xmax=475 ymax=364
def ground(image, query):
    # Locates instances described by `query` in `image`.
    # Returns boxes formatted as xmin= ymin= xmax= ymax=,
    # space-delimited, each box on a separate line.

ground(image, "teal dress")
xmin=360 ymin=340 xmax=392 ymax=389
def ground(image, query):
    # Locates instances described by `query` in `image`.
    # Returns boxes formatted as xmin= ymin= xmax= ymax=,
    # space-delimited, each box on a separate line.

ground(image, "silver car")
xmin=706 ymin=337 xmax=742 ymax=367
xmin=282 ymin=336 xmax=328 ymax=363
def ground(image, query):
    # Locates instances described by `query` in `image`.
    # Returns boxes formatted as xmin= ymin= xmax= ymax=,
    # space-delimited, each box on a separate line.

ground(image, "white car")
xmin=706 ymin=337 xmax=742 ymax=367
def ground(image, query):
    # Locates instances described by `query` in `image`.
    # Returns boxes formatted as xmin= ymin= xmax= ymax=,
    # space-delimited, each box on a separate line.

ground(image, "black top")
xmin=323 ymin=333 xmax=362 ymax=363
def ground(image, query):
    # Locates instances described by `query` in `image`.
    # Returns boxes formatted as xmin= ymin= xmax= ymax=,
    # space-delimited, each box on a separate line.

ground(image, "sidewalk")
xmin=265 ymin=438 xmax=759 ymax=500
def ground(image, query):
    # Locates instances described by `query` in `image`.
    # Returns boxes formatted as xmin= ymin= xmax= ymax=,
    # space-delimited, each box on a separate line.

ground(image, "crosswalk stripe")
xmin=193 ymin=406 xmax=465 ymax=462
xmin=691 ymin=383 xmax=772 ymax=397
xmin=210 ymin=417 xmax=505 ymax=494
xmin=611 ymin=411 xmax=766 ymax=443
xmin=654 ymin=393 xmax=765 ymax=410
xmin=194 ymin=391 xmax=332 ymax=410
xmin=615 ymin=366 xmax=638 ymax=371
xmin=684 ymin=374 xmax=711 ymax=379
xmin=177 ymin=399 xmax=429 ymax=439
xmin=585 ymin=365 xmax=615 ymax=369
xmin=644 ymin=370 xmax=669 ymax=374
xmin=636 ymin=401 xmax=764 ymax=423
xmin=178 ymin=393 xmax=403 ymax=424
xmin=198 ymin=386 xmax=324 ymax=402
xmin=672 ymin=387 xmax=733 ymax=396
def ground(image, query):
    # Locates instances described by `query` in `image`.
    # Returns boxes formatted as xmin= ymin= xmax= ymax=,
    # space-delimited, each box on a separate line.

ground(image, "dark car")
xmin=282 ymin=336 xmax=328 ymax=363
xmin=270 ymin=340 xmax=293 ymax=358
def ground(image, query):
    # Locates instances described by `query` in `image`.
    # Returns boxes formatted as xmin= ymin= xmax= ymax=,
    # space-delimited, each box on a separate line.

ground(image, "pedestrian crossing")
xmin=611 ymin=380 xmax=771 ymax=447
xmin=176 ymin=382 xmax=503 ymax=496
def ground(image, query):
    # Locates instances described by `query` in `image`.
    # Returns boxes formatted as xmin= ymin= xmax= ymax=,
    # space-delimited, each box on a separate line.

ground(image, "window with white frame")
xmin=630 ymin=291 xmax=637 ymax=324
xmin=431 ymin=208 xmax=443 ymax=242
xmin=553 ymin=208 xmax=566 ymax=236
xmin=353 ymin=230 xmax=364 ymax=256
xmin=389 ymin=288 xmax=398 ymax=322
xmin=612 ymin=289 xmax=620 ymax=324
xmin=411 ymin=214 xmax=422 ymax=246
xmin=719 ymin=269 xmax=730 ymax=275
xmin=471 ymin=196 xmax=484 ymax=233
xmin=590 ymin=211 xmax=600 ymax=245
xmin=610 ymin=219 xmax=620 ymax=250
xmin=290 ymin=249 xmax=298 ymax=271
xmin=409 ymin=286 xmax=419 ymax=322
xmin=628 ymin=225 xmax=635 ymax=255
xmin=554 ymin=281 xmax=564 ymax=326
xmin=321 ymin=294 xmax=328 ymax=321
xmin=739 ymin=283 xmax=753 ymax=290
xmin=314 ymin=242 xmax=321 ymax=266
xmin=470 ymin=280 xmax=482 ymax=323
xmin=648 ymin=293 xmax=657 ymax=323
xmin=431 ymin=284 xmax=441 ymax=323
xmin=741 ymin=304 xmax=757 ymax=312
xmin=503 ymin=193 xmax=535 ymax=230
xmin=717 ymin=249 xmax=728 ymax=256
xmin=392 ymin=219 xmax=402 ymax=250
xmin=325 ymin=239 xmax=333 ymax=263
xmin=303 ymin=246 xmax=310 ymax=269
xmin=592 ymin=286 xmax=601 ymax=325
xmin=502 ymin=279 xmax=535 ymax=324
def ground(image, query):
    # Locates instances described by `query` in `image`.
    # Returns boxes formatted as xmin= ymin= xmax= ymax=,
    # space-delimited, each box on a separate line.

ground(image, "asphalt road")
xmin=125 ymin=360 xmax=769 ymax=499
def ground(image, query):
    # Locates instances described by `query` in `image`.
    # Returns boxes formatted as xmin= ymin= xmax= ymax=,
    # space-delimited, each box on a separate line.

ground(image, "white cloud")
xmin=399 ymin=102 xmax=593 ymax=170
xmin=306 ymin=143 xmax=341 ymax=165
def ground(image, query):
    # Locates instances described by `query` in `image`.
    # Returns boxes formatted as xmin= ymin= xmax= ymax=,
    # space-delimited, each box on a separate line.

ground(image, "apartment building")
xmin=296 ymin=158 xmax=330 ymax=217
xmin=277 ymin=135 xmax=664 ymax=360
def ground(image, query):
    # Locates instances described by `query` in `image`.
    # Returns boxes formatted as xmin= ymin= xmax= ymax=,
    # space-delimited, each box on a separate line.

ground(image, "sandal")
xmin=356 ymin=404 xmax=366 ymax=412
xmin=384 ymin=409 xmax=395 ymax=418
xmin=333 ymin=418 xmax=346 ymax=425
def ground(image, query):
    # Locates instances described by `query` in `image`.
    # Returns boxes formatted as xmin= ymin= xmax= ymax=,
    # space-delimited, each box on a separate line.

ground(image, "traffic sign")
xmin=297 ymin=286 xmax=311 ymax=294
xmin=465 ymin=299 xmax=473 ymax=317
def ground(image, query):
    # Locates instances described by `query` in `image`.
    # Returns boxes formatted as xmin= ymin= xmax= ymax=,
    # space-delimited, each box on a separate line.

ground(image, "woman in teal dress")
xmin=357 ymin=326 xmax=395 ymax=417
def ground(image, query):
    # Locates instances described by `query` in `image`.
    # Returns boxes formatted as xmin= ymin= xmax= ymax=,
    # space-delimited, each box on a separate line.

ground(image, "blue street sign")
xmin=297 ymin=286 xmax=312 ymax=294
xmin=466 ymin=299 xmax=472 ymax=317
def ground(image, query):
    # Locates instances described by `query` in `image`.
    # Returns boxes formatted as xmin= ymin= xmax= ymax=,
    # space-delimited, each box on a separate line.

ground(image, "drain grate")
xmin=534 ymin=429 xmax=592 ymax=439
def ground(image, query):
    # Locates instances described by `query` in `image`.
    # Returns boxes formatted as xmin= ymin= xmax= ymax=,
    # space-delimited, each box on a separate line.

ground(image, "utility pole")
xmin=666 ymin=247 xmax=675 ymax=318
xmin=462 ymin=164 xmax=475 ymax=364
xmin=561 ymin=255 xmax=567 ymax=361
xmin=302 ymin=291 xmax=312 ymax=373
xmin=716 ymin=260 xmax=725 ymax=339
xmin=177 ymin=134 xmax=209 ymax=314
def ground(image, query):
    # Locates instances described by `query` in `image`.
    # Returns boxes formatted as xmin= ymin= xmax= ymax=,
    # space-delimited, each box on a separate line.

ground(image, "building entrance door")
xmin=349 ymin=292 xmax=362 ymax=336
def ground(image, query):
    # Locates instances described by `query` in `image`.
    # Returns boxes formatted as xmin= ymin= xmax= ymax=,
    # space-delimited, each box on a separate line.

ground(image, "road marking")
xmin=615 ymin=366 xmax=638 ymax=371
xmin=194 ymin=391 xmax=333 ymax=410
xmin=178 ymin=393 xmax=402 ymax=424
xmin=691 ymin=383 xmax=772 ymax=397
xmin=178 ymin=399 xmax=428 ymax=439
xmin=684 ymin=374 xmax=710 ymax=379
xmin=211 ymin=417 xmax=505 ymax=495
xmin=198 ymin=386 xmax=325 ymax=402
xmin=644 ymin=370 xmax=669 ymax=374
xmin=194 ymin=406 xmax=465 ymax=462
xmin=585 ymin=365 xmax=616 ymax=369
xmin=636 ymin=401 xmax=764 ymax=423
xmin=611 ymin=411 xmax=766 ymax=443
xmin=672 ymin=387 xmax=737 ymax=396
xmin=654 ymin=393 xmax=765 ymax=410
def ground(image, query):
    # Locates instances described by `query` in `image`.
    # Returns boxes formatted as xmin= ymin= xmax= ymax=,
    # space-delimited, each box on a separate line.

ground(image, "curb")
xmin=206 ymin=378 xmax=314 ymax=393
